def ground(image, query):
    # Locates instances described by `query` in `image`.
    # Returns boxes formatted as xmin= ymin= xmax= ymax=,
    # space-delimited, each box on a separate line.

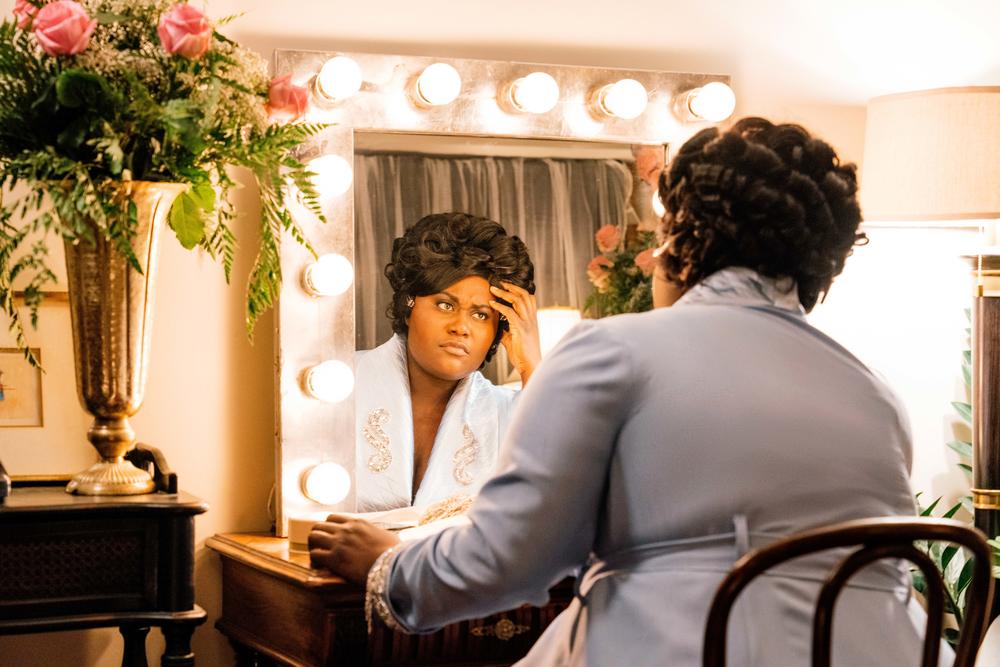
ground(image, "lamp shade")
xmin=861 ymin=87 xmax=1000 ymax=222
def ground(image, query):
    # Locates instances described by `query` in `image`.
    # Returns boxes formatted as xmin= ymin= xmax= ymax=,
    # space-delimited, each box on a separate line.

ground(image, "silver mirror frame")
xmin=274 ymin=48 xmax=730 ymax=535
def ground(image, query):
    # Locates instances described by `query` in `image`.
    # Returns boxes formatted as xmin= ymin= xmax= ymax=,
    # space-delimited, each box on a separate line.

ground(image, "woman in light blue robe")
xmin=310 ymin=118 xmax=940 ymax=665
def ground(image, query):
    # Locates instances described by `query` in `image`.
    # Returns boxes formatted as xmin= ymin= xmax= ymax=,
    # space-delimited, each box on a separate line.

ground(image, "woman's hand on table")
xmin=489 ymin=281 xmax=541 ymax=384
xmin=308 ymin=514 xmax=400 ymax=584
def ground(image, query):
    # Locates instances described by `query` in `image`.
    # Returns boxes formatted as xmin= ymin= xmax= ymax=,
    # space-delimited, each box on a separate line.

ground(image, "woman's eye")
xmin=436 ymin=301 xmax=454 ymax=311
xmin=473 ymin=312 xmax=488 ymax=321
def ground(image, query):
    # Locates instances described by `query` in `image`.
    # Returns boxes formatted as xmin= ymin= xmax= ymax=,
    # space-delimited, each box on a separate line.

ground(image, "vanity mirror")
xmin=273 ymin=49 xmax=733 ymax=535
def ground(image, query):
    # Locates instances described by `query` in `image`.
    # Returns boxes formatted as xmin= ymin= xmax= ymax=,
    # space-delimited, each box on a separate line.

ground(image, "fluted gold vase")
xmin=64 ymin=181 xmax=187 ymax=495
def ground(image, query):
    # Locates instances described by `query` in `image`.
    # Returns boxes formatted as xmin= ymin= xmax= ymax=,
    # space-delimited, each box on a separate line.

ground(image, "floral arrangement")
xmin=583 ymin=223 xmax=658 ymax=317
xmin=0 ymin=0 xmax=326 ymax=363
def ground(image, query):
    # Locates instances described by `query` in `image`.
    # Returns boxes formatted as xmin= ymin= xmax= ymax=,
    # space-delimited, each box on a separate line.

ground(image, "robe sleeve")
xmin=374 ymin=319 xmax=639 ymax=632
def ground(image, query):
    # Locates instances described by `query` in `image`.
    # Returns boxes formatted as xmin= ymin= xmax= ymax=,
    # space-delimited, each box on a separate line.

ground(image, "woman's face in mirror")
xmin=406 ymin=276 xmax=500 ymax=382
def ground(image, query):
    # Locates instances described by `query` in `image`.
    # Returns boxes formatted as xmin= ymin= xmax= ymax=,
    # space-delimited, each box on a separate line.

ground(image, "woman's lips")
xmin=440 ymin=341 xmax=470 ymax=356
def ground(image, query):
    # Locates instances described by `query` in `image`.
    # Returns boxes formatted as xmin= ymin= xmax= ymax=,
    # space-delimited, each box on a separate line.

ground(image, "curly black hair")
xmin=656 ymin=116 xmax=866 ymax=311
xmin=384 ymin=212 xmax=535 ymax=364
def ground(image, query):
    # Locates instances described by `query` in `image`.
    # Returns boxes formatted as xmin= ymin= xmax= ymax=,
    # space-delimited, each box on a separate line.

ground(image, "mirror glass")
xmin=344 ymin=133 xmax=660 ymax=515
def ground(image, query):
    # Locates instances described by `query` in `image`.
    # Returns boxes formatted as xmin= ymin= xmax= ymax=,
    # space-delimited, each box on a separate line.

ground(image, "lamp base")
xmin=66 ymin=458 xmax=156 ymax=496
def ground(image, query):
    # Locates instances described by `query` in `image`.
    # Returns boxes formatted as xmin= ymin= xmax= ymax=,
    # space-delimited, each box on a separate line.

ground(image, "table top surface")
xmin=206 ymin=533 xmax=357 ymax=592
xmin=0 ymin=486 xmax=208 ymax=515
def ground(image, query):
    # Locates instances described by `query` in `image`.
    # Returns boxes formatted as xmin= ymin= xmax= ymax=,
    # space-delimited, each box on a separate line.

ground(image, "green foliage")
xmin=584 ymin=229 xmax=657 ymax=317
xmin=0 ymin=1 xmax=327 ymax=365
xmin=912 ymin=304 xmax=1000 ymax=648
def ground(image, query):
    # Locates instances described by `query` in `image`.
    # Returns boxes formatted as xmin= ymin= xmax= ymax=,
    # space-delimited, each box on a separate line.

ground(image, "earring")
xmin=405 ymin=296 xmax=414 ymax=308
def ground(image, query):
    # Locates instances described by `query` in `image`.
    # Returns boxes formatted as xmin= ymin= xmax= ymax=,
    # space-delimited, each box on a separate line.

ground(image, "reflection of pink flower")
xmin=634 ymin=247 xmax=657 ymax=276
xmin=595 ymin=224 xmax=621 ymax=253
xmin=33 ymin=1 xmax=96 ymax=56
xmin=587 ymin=255 xmax=613 ymax=292
xmin=14 ymin=0 xmax=38 ymax=30
xmin=267 ymin=74 xmax=309 ymax=123
xmin=635 ymin=145 xmax=664 ymax=186
xmin=158 ymin=3 xmax=212 ymax=59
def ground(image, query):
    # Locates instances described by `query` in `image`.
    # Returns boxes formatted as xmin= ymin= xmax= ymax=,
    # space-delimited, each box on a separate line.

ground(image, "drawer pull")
xmin=470 ymin=617 xmax=530 ymax=641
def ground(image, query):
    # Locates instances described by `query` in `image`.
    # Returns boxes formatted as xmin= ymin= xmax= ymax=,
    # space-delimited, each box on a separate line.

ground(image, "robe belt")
xmin=572 ymin=514 xmax=910 ymax=606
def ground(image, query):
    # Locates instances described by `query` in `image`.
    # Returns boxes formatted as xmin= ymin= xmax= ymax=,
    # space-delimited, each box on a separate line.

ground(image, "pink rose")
xmin=157 ymin=3 xmax=212 ymax=59
xmin=587 ymin=255 xmax=613 ymax=292
xmin=595 ymin=224 xmax=621 ymax=253
xmin=32 ymin=1 xmax=96 ymax=56
xmin=634 ymin=247 xmax=657 ymax=276
xmin=267 ymin=74 xmax=310 ymax=123
xmin=635 ymin=145 xmax=664 ymax=186
xmin=13 ymin=0 xmax=38 ymax=30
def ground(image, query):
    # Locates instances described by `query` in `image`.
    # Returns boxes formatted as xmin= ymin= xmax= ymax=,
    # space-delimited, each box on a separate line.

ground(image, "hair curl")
xmin=656 ymin=116 xmax=866 ymax=311
xmin=384 ymin=212 xmax=535 ymax=364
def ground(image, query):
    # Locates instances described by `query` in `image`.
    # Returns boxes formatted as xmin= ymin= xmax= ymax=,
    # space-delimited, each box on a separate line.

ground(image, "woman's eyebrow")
xmin=440 ymin=290 xmax=490 ymax=310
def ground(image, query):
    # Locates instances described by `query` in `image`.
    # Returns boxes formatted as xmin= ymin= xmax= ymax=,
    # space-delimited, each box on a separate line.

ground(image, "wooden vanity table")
xmin=207 ymin=533 xmax=573 ymax=666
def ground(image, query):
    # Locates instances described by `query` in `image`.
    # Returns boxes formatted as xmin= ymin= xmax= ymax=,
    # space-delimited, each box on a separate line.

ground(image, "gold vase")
xmin=64 ymin=181 xmax=188 ymax=495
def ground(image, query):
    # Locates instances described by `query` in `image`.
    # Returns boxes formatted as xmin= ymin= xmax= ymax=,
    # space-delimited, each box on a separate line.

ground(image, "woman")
xmin=312 ymin=120 xmax=933 ymax=665
xmin=353 ymin=212 xmax=540 ymax=512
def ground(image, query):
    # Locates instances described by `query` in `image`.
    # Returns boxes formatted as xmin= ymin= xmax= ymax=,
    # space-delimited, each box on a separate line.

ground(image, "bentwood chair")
xmin=702 ymin=517 xmax=994 ymax=667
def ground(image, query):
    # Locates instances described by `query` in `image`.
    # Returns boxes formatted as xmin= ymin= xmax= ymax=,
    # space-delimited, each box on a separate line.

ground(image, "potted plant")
xmin=0 ymin=0 xmax=324 ymax=494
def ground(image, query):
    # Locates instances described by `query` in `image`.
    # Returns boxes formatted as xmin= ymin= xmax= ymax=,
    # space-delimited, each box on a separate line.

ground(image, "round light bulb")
xmin=651 ymin=190 xmax=666 ymax=218
xmin=415 ymin=63 xmax=462 ymax=106
xmin=316 ymin=56 xmax=363 ymax=103
xmin=510 ymin=72 xmax=560 ymax=114
xmin=308 ymin=155 xmax=353 ymax=197
xmin=302 ymin=360 xmax=354 ymax=403
xmin=688 ymin=81 xmax=736 ymax=122
xmin=302 ymin=253 xmax=354 ymax=297
xmin=301 ymin=462 xmax=352 ymax=505
xmin=599 ymin=79 xmax=648 ymax=120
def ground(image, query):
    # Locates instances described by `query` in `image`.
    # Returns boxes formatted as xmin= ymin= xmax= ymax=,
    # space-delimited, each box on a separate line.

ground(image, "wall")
xmin=1 ymin=4 xmax=997 ymax=665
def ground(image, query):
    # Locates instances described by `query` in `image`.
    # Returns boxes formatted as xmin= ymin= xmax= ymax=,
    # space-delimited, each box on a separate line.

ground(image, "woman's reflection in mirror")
xmin=353 ymin=212 xmax=540 ymax=513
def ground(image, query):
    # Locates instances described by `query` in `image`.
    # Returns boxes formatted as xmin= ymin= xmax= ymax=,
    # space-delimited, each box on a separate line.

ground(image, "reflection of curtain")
xmin=354 ymin=153 xmax=633 ymax=359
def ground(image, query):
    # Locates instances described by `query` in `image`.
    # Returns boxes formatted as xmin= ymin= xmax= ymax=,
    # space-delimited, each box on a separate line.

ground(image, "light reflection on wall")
xmin=808 ymin=226 xmax=978 ymax=502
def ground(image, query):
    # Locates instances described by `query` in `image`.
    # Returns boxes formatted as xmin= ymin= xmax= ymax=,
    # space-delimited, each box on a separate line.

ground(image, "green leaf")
xmin=961 ymin=496 xmax=975 ymax=515
xmin=963 ymin=350 xmax=972 ymax=365
xmin=941 ymin=545 xmax=960 ymax=570
xmin=959 ymin=463 xmax=973 ymax=474
xmin=962 ymin=363 xmax=972 ymax=387
xmin=947 ymin=440 xmax=973 ymax=458
xmin=190 ymin=184 xmax=215 ymax=212
xmin=168 ymin=192 xmax=205 ymax=250
xmin=953 ymin=401 xmax=973 ymax=424
xmin=55 ymin=69 xmax=109 ymax=109
xmin=943 ymin=502 xmax=963 ymax=519
xmin=956 ymin=558 xmax=975 ymax=596
xmin=920 ymin=496 xmax=943 ymax=517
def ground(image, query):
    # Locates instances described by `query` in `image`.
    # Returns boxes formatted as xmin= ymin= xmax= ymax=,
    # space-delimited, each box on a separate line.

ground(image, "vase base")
xmin=66 ymin=459 xmax=156 ymax=496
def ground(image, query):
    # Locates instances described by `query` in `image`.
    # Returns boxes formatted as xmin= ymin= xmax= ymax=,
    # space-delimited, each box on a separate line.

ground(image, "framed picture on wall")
xmin=0 ymin=347 xmax=43 ymax=427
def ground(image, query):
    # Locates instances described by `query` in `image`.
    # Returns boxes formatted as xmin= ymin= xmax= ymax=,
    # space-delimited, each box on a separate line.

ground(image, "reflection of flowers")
xmin=595 ymin=224 xmax=621 ymax=253
xmin=587 ymin=255 xmax=613 ymax=292
xmin=634 ymin=145 xmax=664 ymax=186
xmin=633 ymin=247 xmax=657 ymax=276
xmin=584 ymin=226 xmax=658 ymax=317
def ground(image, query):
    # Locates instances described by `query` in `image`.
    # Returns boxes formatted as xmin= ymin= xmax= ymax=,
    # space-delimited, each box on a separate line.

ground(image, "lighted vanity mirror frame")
xmin=274 ymin=48 xmax=730 ymax=536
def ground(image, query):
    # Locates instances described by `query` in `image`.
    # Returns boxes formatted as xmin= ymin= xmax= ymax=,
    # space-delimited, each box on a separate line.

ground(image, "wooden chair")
xmin=702 ymin=517 xmax=994 ymax=667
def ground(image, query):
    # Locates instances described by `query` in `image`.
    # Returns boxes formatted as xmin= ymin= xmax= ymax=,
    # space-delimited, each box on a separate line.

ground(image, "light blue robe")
xmin=374 ymin=268 xmax=943 ymax=666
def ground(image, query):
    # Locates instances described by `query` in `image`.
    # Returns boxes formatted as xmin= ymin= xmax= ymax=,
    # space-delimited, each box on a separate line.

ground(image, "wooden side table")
xmin=0 ymin=484 xmax=208 ymax=666
xmin=207 ymin=533 xmax=573 ymax=666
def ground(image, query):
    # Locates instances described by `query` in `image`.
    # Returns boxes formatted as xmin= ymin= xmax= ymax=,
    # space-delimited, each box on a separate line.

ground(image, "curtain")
xmin=354 ymin=152 xmax=634 ymax=367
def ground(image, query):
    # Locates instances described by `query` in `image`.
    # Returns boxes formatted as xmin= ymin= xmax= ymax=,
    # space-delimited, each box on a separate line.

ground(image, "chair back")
xmin=702 ymin=517 xmax=994 ymax=667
